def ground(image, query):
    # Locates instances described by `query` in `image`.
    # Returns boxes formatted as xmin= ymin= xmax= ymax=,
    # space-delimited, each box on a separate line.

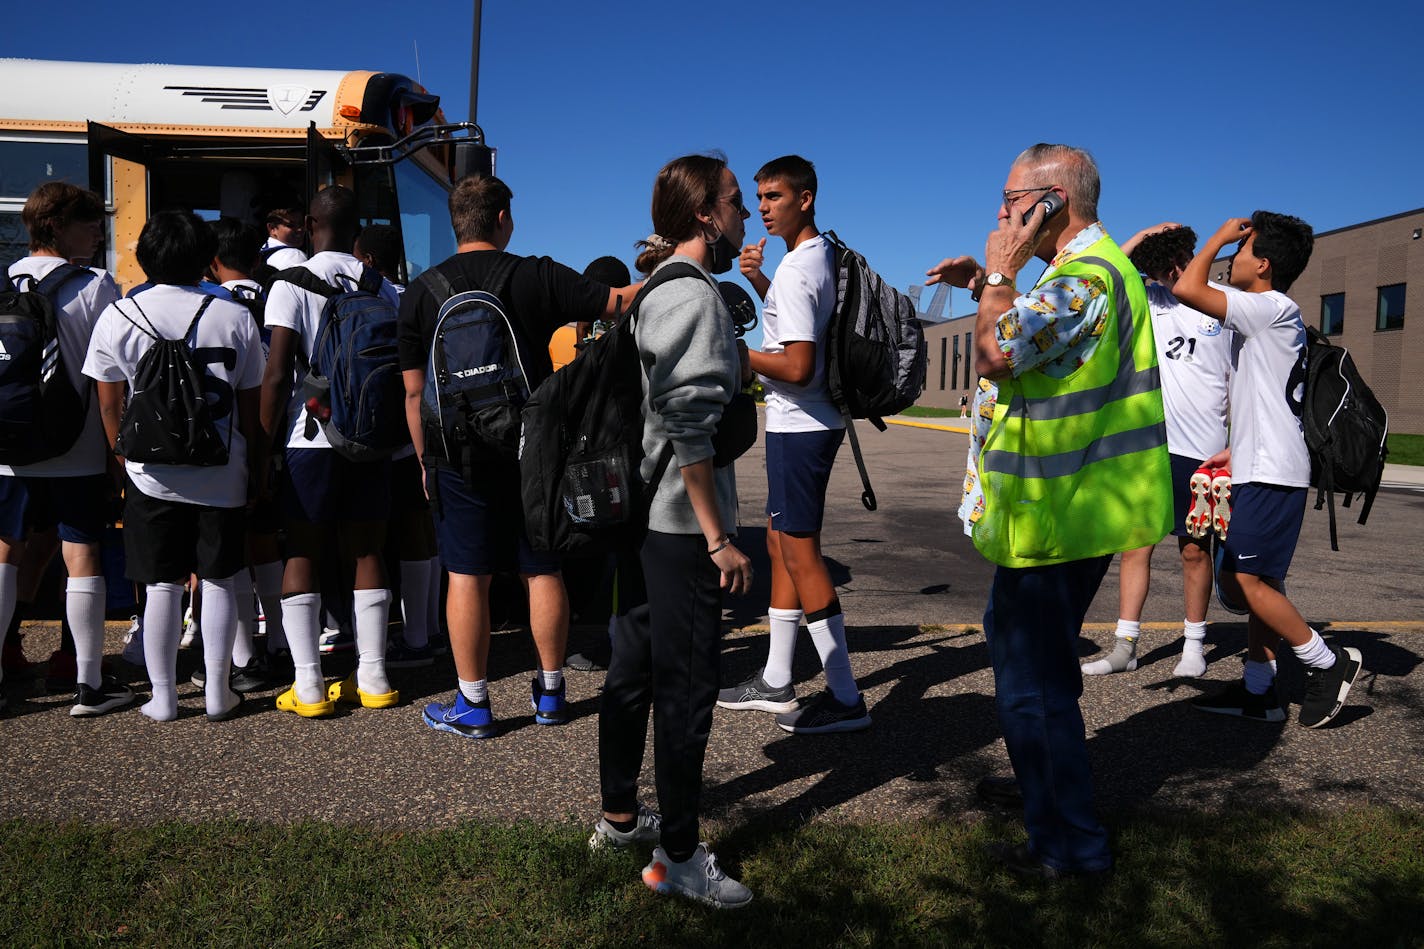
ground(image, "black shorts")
xmin=122 ymin=480 xmax=246 ymax=584
xmin=391 ymin=453 xmax=430 ymax=514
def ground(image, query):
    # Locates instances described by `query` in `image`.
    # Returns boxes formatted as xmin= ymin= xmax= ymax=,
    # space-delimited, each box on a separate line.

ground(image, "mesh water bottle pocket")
xmin=560 ymin=450 xmax=631 ymax=527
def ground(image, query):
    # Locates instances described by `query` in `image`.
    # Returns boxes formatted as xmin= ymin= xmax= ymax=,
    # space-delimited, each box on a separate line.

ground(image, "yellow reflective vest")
xmin=972 ymin=233 xmax=1172 ymax=568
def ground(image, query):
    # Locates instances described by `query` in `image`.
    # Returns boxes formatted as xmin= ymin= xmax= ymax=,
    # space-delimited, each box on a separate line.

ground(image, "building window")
xmin=1377 ymin=283 xmax=1406 ymax=331
xmin=939 ymin=337 xmax=947 ymax=390
xmin=964 ymin=332 xmax=973 ymax=389
xmin=951 ymin=335 xmax=960 ymax=393
xmin=1320 ymin=293 xmax=1345 ymax=336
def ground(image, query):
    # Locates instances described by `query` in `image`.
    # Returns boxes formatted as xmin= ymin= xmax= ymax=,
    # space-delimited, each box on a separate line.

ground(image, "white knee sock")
xmin=353 ymin=588 xmax=392 ymax=695
xmin=232 ymin=577 xmax=256 ymax=667
xmin=0 ymin=563 xmax=18 ymax=688
xmin=253 ymin=561 xmax=287 ymax=652
xmin=762 ymin=607 xmax=802 ymax=689
xmin=425 ymin=556 xmax=441 ymax=642
xmin=141 ymin=582 xmax=184 ymax=721
xmin=1083 ymin=619 xmax=1140 ymax=675
xmin=282 ymin=591 xmax=324 ymax=704
xmin=200 ymin=574 xmax=241 ymax=718
xmin=1174 ymin=620 xmax=1208 ymax=678
xmin=1292 ymin=629 xmax=1336 ymax=670
xmin=66 ymin=575 xmax=107 ymax=690
xmin=808 ymin=611 xmax=859 ymax=706
xmin=399 ymin=559 xmax=432 ymax=649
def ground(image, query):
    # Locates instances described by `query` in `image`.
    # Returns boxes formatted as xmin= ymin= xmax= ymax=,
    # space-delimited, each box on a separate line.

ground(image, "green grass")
xmin=1387 ymin=433 xmax=1424 ymax=466
xmin=3 ymin=810 xmax=1422 ymax=947
xmin=901 ymin=405 xmax=962 ymax=419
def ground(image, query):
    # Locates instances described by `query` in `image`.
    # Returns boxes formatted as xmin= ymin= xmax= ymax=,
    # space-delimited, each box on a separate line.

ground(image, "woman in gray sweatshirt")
xmin=591 ymin=154 xmax=756 ymax=909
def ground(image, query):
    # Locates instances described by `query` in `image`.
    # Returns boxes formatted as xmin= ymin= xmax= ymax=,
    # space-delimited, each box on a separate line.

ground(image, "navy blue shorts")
xmin=390 ymin=453 xmax=430 ymax=514
xmin=1169 ymin=452 xmax=1211 ymax=540
xmin=282 ymin=447 xmax=392 ymax=525
xmin=0 ymin=474 xmax=109 ymax=544
xmin=430 ymin=465 xmax=560 ymax=577
xmin=765 ymin=429 xmax=844 ymax=534
xmin=1217 ymin=482 xmax=1306 ymax=581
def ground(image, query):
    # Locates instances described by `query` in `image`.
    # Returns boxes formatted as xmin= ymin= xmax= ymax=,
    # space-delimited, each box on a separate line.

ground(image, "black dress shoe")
xmin=975 ymin=774 xmax=1024 ymax=809
xmin=984 ymin=841 xmax=1111 ymax=882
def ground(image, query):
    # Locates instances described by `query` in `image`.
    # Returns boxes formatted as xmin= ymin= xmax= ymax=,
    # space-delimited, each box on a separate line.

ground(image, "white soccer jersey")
xmin=1221 ymin=286 xmax=1311 ymax=488
xmin=1148 ymin=282 xmax=1232 ymax=461
xmin=759 ymin=234 xmax=844 ymax=433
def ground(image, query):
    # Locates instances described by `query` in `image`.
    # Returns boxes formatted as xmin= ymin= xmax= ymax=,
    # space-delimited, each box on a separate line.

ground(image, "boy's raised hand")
xmin=739 ymin=237 xmax=766 ymax=278
xmin=1210 ymin=217 xmax=1253 ymax=247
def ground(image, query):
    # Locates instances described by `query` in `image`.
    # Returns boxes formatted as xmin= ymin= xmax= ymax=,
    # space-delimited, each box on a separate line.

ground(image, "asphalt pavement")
xmin=1 ymin=415 xmax=1419 ymax=827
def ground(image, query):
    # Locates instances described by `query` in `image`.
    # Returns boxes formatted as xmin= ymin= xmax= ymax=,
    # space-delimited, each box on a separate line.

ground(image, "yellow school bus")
xmin=0 ymin=58 xmax=492 ymax=289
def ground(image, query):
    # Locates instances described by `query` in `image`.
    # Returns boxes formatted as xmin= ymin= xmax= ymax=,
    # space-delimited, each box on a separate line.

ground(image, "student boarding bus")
xmin=0 ymin=58 xmax=493 ymax=289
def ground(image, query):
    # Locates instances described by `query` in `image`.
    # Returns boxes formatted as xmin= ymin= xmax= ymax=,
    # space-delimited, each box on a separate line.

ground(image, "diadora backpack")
xmin=113 ymin=296 xmax=230 ymax=467
xmin=417 ymin=256 xmax=532 ymax=482
xmin=1302 ymin=327 xmax=1389 ymax=551
xmin=519 ymin=263 xmax=704 ymax=554
xmin=0 ymin=263 xmax=95 ymax=466
xmin=822 ymin=230 xmax=928 ymax=510
xmin=274 ymin=265 xmax=405 ymax=462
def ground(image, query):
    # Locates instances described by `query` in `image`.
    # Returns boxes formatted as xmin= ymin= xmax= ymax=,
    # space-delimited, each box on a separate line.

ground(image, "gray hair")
xmin=1012 ymin=144 xmax=1100 ymax=221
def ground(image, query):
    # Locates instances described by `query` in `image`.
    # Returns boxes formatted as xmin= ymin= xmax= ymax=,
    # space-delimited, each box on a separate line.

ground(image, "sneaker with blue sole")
xmin=531 ymin=677 xmax=568 ymax=725
xmin=422 ymin=693 xmax=497 ymax=738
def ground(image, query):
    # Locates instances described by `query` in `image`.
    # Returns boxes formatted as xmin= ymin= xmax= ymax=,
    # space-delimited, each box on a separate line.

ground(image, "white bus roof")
xmin=0 ymin=58 xmax=379 ymax=131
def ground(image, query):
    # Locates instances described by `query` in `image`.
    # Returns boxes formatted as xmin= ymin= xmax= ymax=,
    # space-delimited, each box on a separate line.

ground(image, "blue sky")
xmin=6 ymin=0 xmax=1423 ymax=340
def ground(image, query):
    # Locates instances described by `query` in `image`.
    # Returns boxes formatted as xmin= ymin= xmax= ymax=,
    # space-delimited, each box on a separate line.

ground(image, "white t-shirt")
xmin=82 ymin=284 xmax=265 ymax=508
xmin=262 ymin=238 xmax=308 ymax=271
xmin=758 ymin=234 xmax=844 ymax=433
xmin=263 ymin=251 xmax=401 ymax=450
xmin=1221 ymin=286 xmax=1310 ymax=488
xmin=1 ymin=257 xmax=119 ymax=478
xmin=1148 ymin=282 xmax=1232 ymax=461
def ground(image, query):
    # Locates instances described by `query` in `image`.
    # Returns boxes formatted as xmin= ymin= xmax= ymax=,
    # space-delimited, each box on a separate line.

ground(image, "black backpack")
xmin=251 ymin=245 xmax=286 ymax=293
xmin=0 ymin=264 xmax=96 ymax=466
xmin=1302 ymin=327 xmax=1389 ymax=550
xmin=519 ymin=263 xmax=704 ymax=555
xmin=416 ymin=256 xmax=530 ymax=482
xmin=227 ymin=283 xmax=265 ymax=329
xmin=823 ymin=231 xmax=928 ymax=510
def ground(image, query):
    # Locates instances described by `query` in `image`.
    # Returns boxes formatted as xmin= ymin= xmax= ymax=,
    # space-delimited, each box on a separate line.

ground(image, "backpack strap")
xmin=184 ymin=294 xmax=216 ymax=343
xmin=272 ymin=267 xmax=338 ymax=298
xmin=118 ymin=298 xmax=162 ymax=341
xmin=416 ymin=267 xmax=455 ymax=305
xmin=355 ymin=263 xmax=385 ymax=297
xmin=33 ymin=263 xmax=94 ymax=300
xmin=625 ymin=261 xmax=708 ymax=329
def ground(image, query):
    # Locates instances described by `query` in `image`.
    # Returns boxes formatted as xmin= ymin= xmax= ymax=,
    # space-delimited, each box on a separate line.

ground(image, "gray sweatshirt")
xmin=634 ymin=256 xmax=740 ymax=536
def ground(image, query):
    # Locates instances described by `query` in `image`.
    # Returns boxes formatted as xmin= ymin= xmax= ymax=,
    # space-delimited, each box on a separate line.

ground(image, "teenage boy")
xmin=397 ymin=174 xmax=636 ymax=738
xmin=1174 ymin=211 xmax=1363 ymax=727
xmin=1083 ymin=224 xmax=1232 ymax=678
xmin=720 ymin=155 xmax=870 ymax=734
xmin=261 ymin=186 xmax=400 ymax=718
xmin=83 ymin=210 xmax=265 ymax=722
xmin=261 ymin=202 xmax=308 ymax=270
xmin=0 ymin=182 xmax=128 ymax=716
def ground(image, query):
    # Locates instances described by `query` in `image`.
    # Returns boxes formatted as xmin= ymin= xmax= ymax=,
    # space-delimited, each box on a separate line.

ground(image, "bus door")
xmin=306 ymin=123 xmax=348 ymax=211
xmin=87 ymin=122 xmax=168 ymax=286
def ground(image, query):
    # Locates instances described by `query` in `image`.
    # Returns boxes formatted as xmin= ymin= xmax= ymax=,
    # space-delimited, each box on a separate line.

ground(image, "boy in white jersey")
xmin=83 ymin=210 xmax=265 ymax=722
xmin=261 ymin=185 xmax=402 ymax=718
xmin=1083 ymin=225 xmax=1232 ymax=678
xmin=720 ymin=155 xmax=869 ymax=734
xmin=0 ymin=183 xmax=129 ymax=717
xmin=1174 ymin=211 xmax=1363 ymax=728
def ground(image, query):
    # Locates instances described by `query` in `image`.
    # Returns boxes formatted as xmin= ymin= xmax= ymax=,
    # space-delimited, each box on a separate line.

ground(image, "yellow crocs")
xmin=328 ymin=672 xmax=400 ymax=709
xmin=275 ymin=686 xmax=336 ymax=718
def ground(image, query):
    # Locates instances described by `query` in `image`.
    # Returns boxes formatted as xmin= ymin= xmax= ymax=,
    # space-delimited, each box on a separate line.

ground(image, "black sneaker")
xmin=716 ymin=672 xmax=797 ymax=714
xmin=1298 ymin=646 xmax=1363 ymax=729
xmin=1191 ymin=680 xmax=1285 ymax=723
xmin=70 ymin=676 xmax=136 ymax=717
xmin=775 ymin=690 xmax=872 ymax=734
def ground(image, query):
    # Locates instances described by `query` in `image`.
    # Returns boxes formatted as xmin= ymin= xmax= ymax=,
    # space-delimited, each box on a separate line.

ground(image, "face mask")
xmin=707 ymin=229 xmax=738 ymax=275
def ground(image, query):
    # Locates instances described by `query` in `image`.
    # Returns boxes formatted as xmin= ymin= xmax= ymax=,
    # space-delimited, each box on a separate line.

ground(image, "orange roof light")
xmin=339 ymin=105 xmax=362 ymax=120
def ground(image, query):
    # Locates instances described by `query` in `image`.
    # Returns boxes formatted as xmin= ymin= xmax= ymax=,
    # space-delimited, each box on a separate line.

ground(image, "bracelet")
xmin=708 ymin=537 xmax=730 ymax=556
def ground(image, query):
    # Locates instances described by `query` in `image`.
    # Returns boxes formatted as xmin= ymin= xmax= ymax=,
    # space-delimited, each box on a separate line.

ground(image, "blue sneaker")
xmin=422 ymin=693 xmax=497 ymax=739
xmin=530 ymin=677 xmax=568 ymax=725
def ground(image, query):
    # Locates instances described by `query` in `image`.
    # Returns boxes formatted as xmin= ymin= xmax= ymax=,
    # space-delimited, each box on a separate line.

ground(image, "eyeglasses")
xmin=1002 ymin=185 xmax=1056 ymax=206
xmin=718 ymin=194 xmax=747 ymax=214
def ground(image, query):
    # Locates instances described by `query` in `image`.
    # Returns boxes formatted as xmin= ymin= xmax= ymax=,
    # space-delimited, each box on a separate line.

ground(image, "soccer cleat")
xmin=384 ymin=639 xmax=434 ymax=669
xmin=1185 ymin=466 xmax=1214 ymax=538
xmin=775 ymin=690 xmax=872 ymax=734
xmin=275 ymin=685 xmax=336 ymax=718
xmin=716 ymin=672 xmax=798 ymax=714
xmin=1191 ymin=680 xmax=1285 ymax=723
xmin=1298 ymin=646 xmax=1363 ymax=729
xmin=530 ymin=677 xmax=569 ymax=725
xmin=1209 ymin=468 xmax=1232 ymax=541
xmin=641 ymin=844 xmax=752 ymax=909
xmin=422 ymin=693 xmax=497 ymax=738
xmin=589 ymin=803 xmax=663 ymax=851
xmin=191 ymin=658 xmax=268 ymax=693
xmin=328 ymin=672 xmax=399 ymax=709
xmin=180 ymin=606 xmax=197 ymax=648
xmin=121 ymin=616 xmax=145 ymax=667
xmin=70 ymin=676 xmax=136 ymax=717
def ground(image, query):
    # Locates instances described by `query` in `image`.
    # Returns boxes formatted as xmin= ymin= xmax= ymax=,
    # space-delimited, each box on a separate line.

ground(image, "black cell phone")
xmin=1022 ymin=191 xmax=1065 ymax=227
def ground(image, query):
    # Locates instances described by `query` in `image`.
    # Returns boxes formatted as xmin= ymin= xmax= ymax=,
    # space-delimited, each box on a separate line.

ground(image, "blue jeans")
xmin=984 ymin=556 xmax=1113 ymax=873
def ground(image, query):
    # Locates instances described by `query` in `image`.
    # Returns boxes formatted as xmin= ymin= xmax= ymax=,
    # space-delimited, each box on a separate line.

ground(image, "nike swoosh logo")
xmin=770 ymin=512 xmax=782 ymax=517
xmin=1238 ymin=554 xmax=1258 ymax=560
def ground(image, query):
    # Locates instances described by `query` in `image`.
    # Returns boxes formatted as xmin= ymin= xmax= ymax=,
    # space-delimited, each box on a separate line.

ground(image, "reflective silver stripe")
xmin=981 ymin=420 xmax=1169 ymax=479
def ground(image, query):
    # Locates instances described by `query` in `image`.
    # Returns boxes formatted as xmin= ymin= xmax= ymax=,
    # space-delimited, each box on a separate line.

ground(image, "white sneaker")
xmin=179 ymin=606 xmax=196 ymax=648
xmin=589 ymin=803 xmax=662 ymax=850
xmin=121 ymin=616 xmax=145 ymax=666
xmin=641 ymin=844 xmax=752 ymax=909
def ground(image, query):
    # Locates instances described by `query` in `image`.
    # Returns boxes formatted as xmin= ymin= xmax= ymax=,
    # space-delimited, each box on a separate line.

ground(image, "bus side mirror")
xmin=452 ymin=141 xmax=496 ymax=180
